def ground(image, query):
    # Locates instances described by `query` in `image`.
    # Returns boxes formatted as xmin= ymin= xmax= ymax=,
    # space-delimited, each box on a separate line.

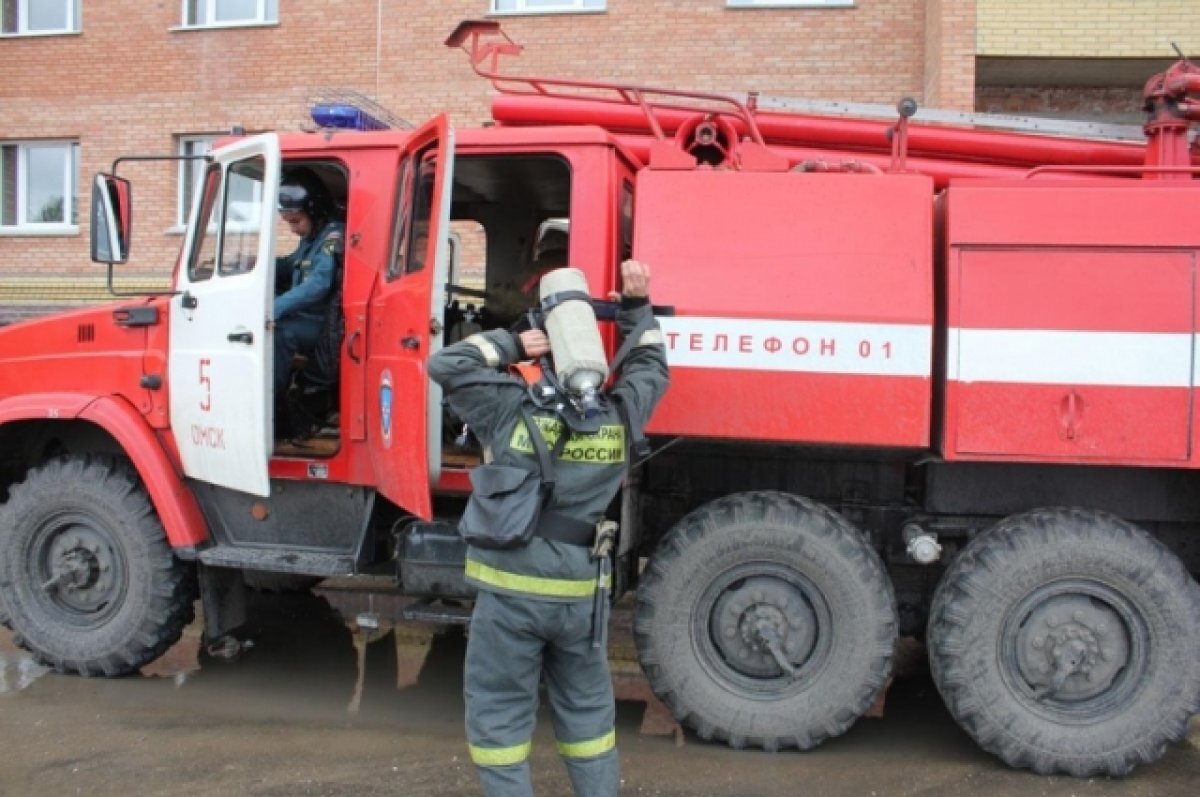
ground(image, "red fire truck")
xmin=1 ymin=20 xmax=1198 ymax=777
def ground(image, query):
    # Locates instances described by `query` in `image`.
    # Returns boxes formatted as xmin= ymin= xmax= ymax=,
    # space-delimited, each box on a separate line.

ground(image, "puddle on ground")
xmin=0 ymin=585 xmax=446 ymax=701
xmin=0 ymin=647 xmax=49 ymax=695
xmin=129 ymin=586 xmax=461 ymax=706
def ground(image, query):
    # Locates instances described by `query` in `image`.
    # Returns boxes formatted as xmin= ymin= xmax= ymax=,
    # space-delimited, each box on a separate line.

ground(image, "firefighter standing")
xmin=429 ymin=260 xmax=669 ymax=797
xmin=273 ymin=177 xmax=344 ymax=396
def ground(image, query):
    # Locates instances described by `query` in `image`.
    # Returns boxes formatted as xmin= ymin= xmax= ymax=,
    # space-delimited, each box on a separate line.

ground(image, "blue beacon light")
xmin=310 ymin=104 xmax=389 ymax=132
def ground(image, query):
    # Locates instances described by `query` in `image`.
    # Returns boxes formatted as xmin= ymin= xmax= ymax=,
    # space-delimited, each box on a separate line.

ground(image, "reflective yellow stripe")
xmin=556 ymin=730 xmax=616 ymax=759
xmin=469 ymin=741 xmax=532 ymax=767
xmin=636 ymin=328 xmax=664 ymax=347
xmin=465 ymin=333 xmax=501 ymax=367
xmin=465 ymin=559 xmax=611 ymax=598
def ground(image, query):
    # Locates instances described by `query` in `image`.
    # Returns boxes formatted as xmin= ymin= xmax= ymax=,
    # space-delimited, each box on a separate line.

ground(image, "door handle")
xmin=347 ymin=330 xmax=363 ymax=363
xmin=227 ymin=330 xmax=254 ymax=344
xmin=401 ymin=336 xmax=420 ymax=350
xmin=1059 ymin=390 xmax=1083 ymax=440
xmin=181 ymin=291 xmax=198 ymax=309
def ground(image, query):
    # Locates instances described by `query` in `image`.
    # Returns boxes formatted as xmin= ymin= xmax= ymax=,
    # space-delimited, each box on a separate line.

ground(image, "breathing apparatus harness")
xmin=442 ymin=281 xmax=658 ymax=649
xmin=522 ymin=287 xmax=658 ymax=648
xmin=518 ymin=287 xmax=654 ymax=454
xmin=441 ymin=293 xmax=654 ymax=527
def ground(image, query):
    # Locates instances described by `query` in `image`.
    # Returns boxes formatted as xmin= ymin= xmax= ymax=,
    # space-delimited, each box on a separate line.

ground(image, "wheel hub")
xmin=41 ymin=525 xmax=118 ymax=614
xmin=1015 ymin=594 xmax=1129 ymax=701
xmin=711 ymin=576 xmax=817 ymax=678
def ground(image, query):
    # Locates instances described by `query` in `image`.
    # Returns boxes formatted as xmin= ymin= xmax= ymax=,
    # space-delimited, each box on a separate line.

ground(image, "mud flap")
xmin=199 ymin=564 xmax=248 ymax=646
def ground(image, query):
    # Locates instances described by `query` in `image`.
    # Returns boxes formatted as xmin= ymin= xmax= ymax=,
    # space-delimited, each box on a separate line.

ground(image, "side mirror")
xmin=90 ymin=173 xmax=131 ymax=264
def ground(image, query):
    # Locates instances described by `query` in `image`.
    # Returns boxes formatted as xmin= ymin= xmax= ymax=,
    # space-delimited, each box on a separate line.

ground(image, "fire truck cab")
xmin=71 ymin=106 xmax=648 ymax=628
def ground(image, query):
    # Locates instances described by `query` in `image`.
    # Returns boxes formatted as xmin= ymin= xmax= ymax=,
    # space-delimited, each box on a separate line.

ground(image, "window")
xmin=386 ymin=157 xmax=413 ymax=281
xmin=1 ymin=0 xmax=80 ymax=35
xmin=387 ymin=148 xmax=442 ymax=278
xmin=182 ymin=0 xmax=278 ymax=28
xmin=406 ymin=154 xmax=439 ymax=275
xmin=727 ymin=1 xmax=853 ymax=7
xmin=448 ymin=221 xmax=482 ymax=290
xmin=219 ymin=159 xmax=266 ymax=275
xmin=490 ymin=0 xmax=604 ymax=14
xmin=0 ymin=141 xmax=79 ymax=231
xmin=186 ymin=156 xmax=266 ymax=282
xmin=188 ymin=165 xmax=222 ymax=281
xmin=618 ymin=181 xmax=633 ymax=263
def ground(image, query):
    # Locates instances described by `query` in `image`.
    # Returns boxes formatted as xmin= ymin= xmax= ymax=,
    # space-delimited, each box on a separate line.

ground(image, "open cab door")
xmin=367 ymin=116 xmax=454 ymax=519
xmin=169 ymin=134 xmax=280 ymax=497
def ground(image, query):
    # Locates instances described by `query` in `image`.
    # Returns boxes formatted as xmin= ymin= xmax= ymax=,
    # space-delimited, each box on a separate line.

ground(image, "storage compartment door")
xmin=949 ymin=249 xmax=1194 ymax=463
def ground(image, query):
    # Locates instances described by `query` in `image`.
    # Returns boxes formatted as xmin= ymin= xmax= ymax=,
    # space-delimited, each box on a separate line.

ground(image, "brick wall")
xmin=923 ymin=0 xmax=976 ymax=110
xmin=977 ymin=0 xmax=1200 ymax=57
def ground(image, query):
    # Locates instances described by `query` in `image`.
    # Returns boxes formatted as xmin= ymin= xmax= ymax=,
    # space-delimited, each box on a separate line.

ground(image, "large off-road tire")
xmin=928 ymin=508 xmax=1200 ymax=777
xmin=634 ymin=491 xmax=897 ymax=751
xmin=0 ymin=456 xmax=196 ymax=676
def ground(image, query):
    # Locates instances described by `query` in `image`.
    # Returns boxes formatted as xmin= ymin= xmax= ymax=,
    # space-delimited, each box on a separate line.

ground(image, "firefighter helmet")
xmin=277 ymin=167 xmax=331 ymax=220
xmin=278 ymin=182 xmax=317 ymax=216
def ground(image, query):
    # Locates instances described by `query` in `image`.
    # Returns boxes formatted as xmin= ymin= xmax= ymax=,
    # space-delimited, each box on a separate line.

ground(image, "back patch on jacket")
xmin=510 ymin=415 xmax=626 ymax=464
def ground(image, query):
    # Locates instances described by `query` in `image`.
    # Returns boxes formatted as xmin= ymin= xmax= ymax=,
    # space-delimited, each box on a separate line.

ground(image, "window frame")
xmin=489 ymin=0 xmax=606 ymax=16
xmin=386 ymin=156 xmax=414 ymax=282
xmin=405 ymin=152 xmax=445 ymax=276
xmin=618 ymin=180 xmax=634 ymax=264
xmin=0 ymin=140 xmax=80 ymax=235
xmin=186 ymin=163 xmax=224 ymax=283
xmin=217 ymin=156 xmax=269 ymax=277
xmin=0 ymin=0 xmax=81 ymax=37
xmin=179 ymin=0 xmax=278 ymax=30
xmin=726 ymin=0 xmax=853 ymax=8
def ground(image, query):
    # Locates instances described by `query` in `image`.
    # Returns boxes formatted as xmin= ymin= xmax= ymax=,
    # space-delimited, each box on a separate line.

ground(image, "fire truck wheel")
xmin=633 ymin=491 xmax=897 ymax=751
xmin=928 ymin=507 xmax=1200 ymax=777
xmin=0 ymin=456 xmax=196 ymax=676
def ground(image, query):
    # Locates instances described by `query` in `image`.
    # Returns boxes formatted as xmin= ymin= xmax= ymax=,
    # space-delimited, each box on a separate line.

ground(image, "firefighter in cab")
xmin=273 ymin=171 xmax=344 ymax=396
xmin=430 ymin=260 xmax=669 ymax=797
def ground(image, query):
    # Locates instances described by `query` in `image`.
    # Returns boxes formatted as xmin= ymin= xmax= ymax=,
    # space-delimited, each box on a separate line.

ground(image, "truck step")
xmin=196 ymin=547 xmax=356 ymax=577
xmin=399 ymin=599 xmax=473 ymax=625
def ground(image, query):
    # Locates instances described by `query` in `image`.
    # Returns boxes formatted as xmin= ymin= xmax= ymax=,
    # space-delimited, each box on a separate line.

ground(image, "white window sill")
xmin=170 ymin=21 xmax=279 ymax=33
xmin=0 ymin=30 xmax=82 ymax=38
xmin=487 ymin=10 xmax=606 ymax=17
xmin=0 ymin=225 xmax=79 ymax=237
xmin=727 ymin=1 xmax=853 ymax=7
xmin=169 ymin=224 xmax=261 ymax=235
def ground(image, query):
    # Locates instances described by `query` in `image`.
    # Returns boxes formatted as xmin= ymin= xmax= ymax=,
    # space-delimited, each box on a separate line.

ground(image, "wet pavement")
xmin=1 ymin=585 xmax=1197 ymax=797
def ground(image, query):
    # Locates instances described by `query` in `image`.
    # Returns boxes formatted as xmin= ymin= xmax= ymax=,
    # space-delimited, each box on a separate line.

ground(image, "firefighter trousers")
xmin=274 ymin=314 xmax=321 ymax=395
xmin=465 ymin=589 xmax=618 ymax=797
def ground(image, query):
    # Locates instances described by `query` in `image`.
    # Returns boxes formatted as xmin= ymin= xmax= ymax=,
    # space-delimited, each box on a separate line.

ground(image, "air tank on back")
xmin=539 ymin=268 xmax=608 ymax=415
